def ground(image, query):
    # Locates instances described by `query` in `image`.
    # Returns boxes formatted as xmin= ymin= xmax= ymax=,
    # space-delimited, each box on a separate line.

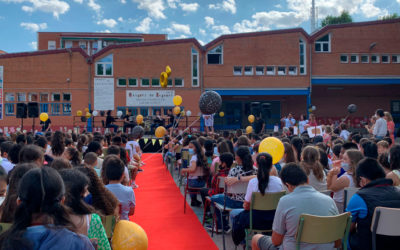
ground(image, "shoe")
xmin=224 ymin=226 xmax=232 ymax=234
xmin=204 ymin=224 xmax=218 ymax=232
xmin=138 ymin=169 xmax=144 ymax=172
xmin=191 ymin=200 xmax=202 ymax=207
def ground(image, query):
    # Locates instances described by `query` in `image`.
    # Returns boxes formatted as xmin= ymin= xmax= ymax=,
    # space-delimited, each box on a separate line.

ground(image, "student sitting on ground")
xmin=104 ymin=155 xmax=135 ymax=220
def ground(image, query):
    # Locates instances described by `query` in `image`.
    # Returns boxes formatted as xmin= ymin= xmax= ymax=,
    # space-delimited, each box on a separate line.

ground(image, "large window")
xmin=207 ymin=45 xmax=223 ymax=64
xmin=340 ymin=55 xmax=348 ymax=63
xmin=392 ymin=55 xmax=400 ymax=63
xmin=152 ymin=78 xmax=160 ymax=87
xmin=277 ymin=66 xmax=286 ymax=75
xmin=175 ymin=78 xmax=184 ymax=87
xmin=63 ymin=103 xmax=71 ymax=115
xmin=5 ymin=104 xmax=14 ymax=115
xmin=288 ymin=66 xmax=297 ymax=75
xmin=361 ymin=55 xmax=369 ymax=63
xmin=48 ymin=41 xmax=56 ymax=50
xmin=371 ymin=55 xmax=380 ymax=63
xmin=315 ymin=34 xmax=330 ymax=52
xmin=63 ymin=93 xmax=71 ymax=101
xmin=95 ymin=54 xmax=113 ymax=76
xmin=244 ymin=66 xmax=253 ymax=76
xmin=233 ymin=66 xmax=242 ymax=76
xmin=5 ymin=93 xmax=15 ymax=102
xmin=192 ymin=48 xmax=199 ymax=87
xmin=255 ymin=66 xmax=264 ymax=75
xmin=117 ymin=78 xmax=127 ymax=87
xmin=382 ymin=55 xmax=390 ymax=63
xmin=128 ymin=78 xmax=137 ymax=87
xmin=51 ymin=103 xmax=61 ymax=115
xmin=266 ymin=66 xmax=275 ymax=75
xmin=299 ymin=39 xmax=306 ymax=75
xmin=52 ymin=93 xmax=61 ymax=102
xmin=40 ymin=103 xmax=48 ymax=113
xmin=351 ymin=55 xmax=359 ymax=63
xmin=167 ymin=79 xmax=173 ymax=87
xmin=141 ymin=78 xmax=150 ymax=87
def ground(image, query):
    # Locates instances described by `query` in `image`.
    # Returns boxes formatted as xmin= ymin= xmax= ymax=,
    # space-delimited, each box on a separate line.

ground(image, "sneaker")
xmin=224 ymin=226 xmax=232 ymax=234
xmin=204 ymin=224 xmax=218 ymax=232
xmin=138 ymin=169 xmax=144 ymax=172
xmin=191 ymin=200 xmax=202 ymax=207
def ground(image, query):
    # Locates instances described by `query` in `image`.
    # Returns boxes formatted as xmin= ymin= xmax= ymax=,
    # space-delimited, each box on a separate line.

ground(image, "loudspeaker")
xmin=28 ymin=102 xmax=39 ymax=118
xmin=250 ymin=102 xmax=261 ymax=116
xmin=16 ymin=103 xmax=27 ymax=118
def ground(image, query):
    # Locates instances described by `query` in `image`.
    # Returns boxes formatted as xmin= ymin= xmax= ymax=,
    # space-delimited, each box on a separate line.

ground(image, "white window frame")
xmin=40 ymin=93 xmax=49 ymax=102
xmin=65 ymin=41 xmax=73 ymax=49
xmin=207 ymin=44 xmax=223 ymax=65
xmin=141 ymin=78 xmax=150 ymax=87
xmin=117 ymin=78 xmax=127 ymax=87
xmin=63 ymin=93 xmax=72 ymax=102
xmin=288 ymin=66 xmax=298 ymax=76
xmin=255 ymin=66 xmax=264 ymax=76
xmin=392 ymin=55 xmax=400 ymax=64
xmin=233 ymin=66 xmax=243 ymax=76
xmin=350 ymin=54 xmax=359 ymax=63
xmin=382 ymin=55 xmax=390 ymax=64
xmin=361 ymin=55 xmax=369 ymax=63
xmin=128 ymin=78 xmax=138 ymax=87
xmin=266 ymin=66 xmax=276 ymax=76
xmin=299 ymin=39 xmax=307 ymax=75
xmin=277 ymin=66 xmax=286 ymax=75
xmin=51 ymin=93 xmax=61 ymax=102
xmin=5 ymin=93 xmax=15 ymax=102
xmin=17 ymin=92 xmax=26 ymax=102
xmin=315 ymin=33 xmax=331 ymax=53
xmin=340 ymin=54 xmax=349 ymax=63
xmin=244 ymin=66 xmax=253 ymax=76
xmin=371 ymin=55 xmax=380 ymax=63
xmin=151 ymin=78 xmax=160 ymax=87
xmin=95 ymin=54 xmax=113 ymax=76
xmin=48 ymin=40 xmax=56 ymax=50
xmin=174 ymin=78 xmax=184 ymax=87
xmin=28 ymin=93 xmax=39 ymax=102
xmin=191 ymin=48 xmax=199 ymax=87
xmin=79 ymin=41 xmax=86 ymax=50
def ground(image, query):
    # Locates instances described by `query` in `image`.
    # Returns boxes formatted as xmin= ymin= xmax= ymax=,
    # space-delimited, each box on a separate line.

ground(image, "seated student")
xmin=0 ymin=166 xmax=7 ymax=205
xmin=104 ymin=155 xmax=135 ymax=220
xmin=346 ymin=158 xmax=400 ymax=250
xmin=104 ymin=146 xmax=130 ymax=186
xmin=377 ymin=140 xmax=389 ymax=156
xmin=0 ymin=141 xmax=14 ymax=173
xmin=50 ymin=157 xmax=73 ymax=171
xmin=252 ymin=163 xmax=339 ymax=250
xmin=300 ymin=146 xmax=327 ymax=191
xmin=360 ymin=141 xmax=378 ymax=159
xmin=63 ymin=147 xmax=81 ymax=167
xmin=34 ymin=136 xmax=54 ymax=165
xmin=84 ymin=152 xmax=101 ymax=177
xmin=84 ymin=141 xmax=104 ymax=172
xmin=19 ymin=144 xmax=44 ymax=166
xmin=0 ymin=167 xmax=94 ymax=250
xmin=60 ymin=169 xmax=111 ymax=250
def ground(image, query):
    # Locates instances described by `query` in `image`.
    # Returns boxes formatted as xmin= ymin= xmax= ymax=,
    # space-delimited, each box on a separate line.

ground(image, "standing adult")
xmin=105 ymin=110 xmax=118 ymax=133
xmin=373 ymin=109 xmax=387 ymax=140
xmin=203 ymin=113 xmax=214 ymax=134
xmin=253 ymin=115 xmax=265 ymax=135
xmin=298 ymin=114 xmax=308 ymax=135
xmin=384 ymin=111 xmax=395 ymax=144
xmin=281 ymin=113 xmax=296 ymax=128
xmin=40 ymin=118 xmax=52 ymax=132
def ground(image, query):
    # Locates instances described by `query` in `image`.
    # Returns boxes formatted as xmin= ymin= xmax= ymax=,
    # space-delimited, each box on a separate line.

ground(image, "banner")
xmin=0 ymin=66 xmax=3 ymax=120
xmin=94 ymin=78 xmax=114 ymax=111
xmin=307 ymin=126 xmax=324 ymax=138
xmin=126 ymin=90 xmax=175 ymax=107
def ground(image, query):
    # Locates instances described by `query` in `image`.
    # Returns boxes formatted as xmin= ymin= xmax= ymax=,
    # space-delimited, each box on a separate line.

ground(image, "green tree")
xmin=321 ymin=11 xmax=353 ymax=27
xmin=380 ymin=13 xmax=399 ymax=20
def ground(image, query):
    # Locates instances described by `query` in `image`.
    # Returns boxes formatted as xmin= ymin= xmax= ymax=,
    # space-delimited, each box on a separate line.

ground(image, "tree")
xmin=321 ymin=11 xmax=353 ymax=27
xmin=380 ymin=13 xmax=399 ymax=20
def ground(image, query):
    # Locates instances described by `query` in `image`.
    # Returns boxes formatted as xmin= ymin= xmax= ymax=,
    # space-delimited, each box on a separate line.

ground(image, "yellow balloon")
xmin=173 ymin=95 xmax=182 ymax=106
xmin=173 ymin=106 xmax=181 ymax=115
xmin=180 ymin=111 xmax=186 ymax=116
xmin=166 ymin=65 xmax=172 ymax=77
xmin=39 ymin=113 xmax=48 ymax=122
xmin=77 ymin=110 xmax=82 ymax=116
xmin=112 ymin=220 xmax=148 ymax=250
xmin=136 ymin=115 xmax=144 ymax=124
xmin=259 ymin=137 xmax=285 ymax=164
xmin=155 ymin=126 xmax=167 ymax=138
xmin=85 ymin=112 xmax=91 ymax=119
xmin=248 ymin=115 xmax=255 ymax=123
xmin=160 ymin=72 xmax=168 ymax=88
xmin=246 ymin=126 xmax=253 ymax=134
xmin=84 ymin=107 xmax=89 ymax=112
xmin=219 ymin=112 xmax=225 ymax=117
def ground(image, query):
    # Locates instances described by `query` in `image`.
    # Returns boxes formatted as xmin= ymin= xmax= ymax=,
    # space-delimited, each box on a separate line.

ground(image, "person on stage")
xmin=105 ymin=110 xmax=118 ymax=133
xmin=151 ymin=110 xmax=165 ymax=132
xmin=165 ymin=109 xmax=175 ymax=130
xmin=123 ymin=110 xmax=137 ymax=133
xmin=203 ymin=113 xmax=214 ymax=135
xmin=40 ymin=117 xmax=52 ymax=132
xmin=253 ymin=115 xmax=265 ymax=135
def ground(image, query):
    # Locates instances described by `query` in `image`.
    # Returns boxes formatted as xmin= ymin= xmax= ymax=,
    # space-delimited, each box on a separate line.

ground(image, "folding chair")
xmin=295 ymin=212 xmax=352 ymax=250
xmin=179 ymin=149 xmax=190 ymax=187
xmin=371 ymin=207 xmax=400 ymax=250
xmin=101 ymin=215 xmax=117 ymax=240
xmin=0 ymin=223 xmax=11 ymax=233
xmin=183 ymin=173 xmax=207 ymax=214
xmin=244 ymin=191 xmax=286 ymax=250
xmin=202 ymin=174 xmax=224 ymax=226
xmin=343 ymin=187 xmax=359 ymax=211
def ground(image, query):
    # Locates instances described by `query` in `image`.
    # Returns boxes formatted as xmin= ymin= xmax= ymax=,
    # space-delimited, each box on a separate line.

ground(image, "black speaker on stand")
xmin=16 ymin=103 xmax=27 ymax=130
xmin=28 ymin=102 xmax=39 ymax=132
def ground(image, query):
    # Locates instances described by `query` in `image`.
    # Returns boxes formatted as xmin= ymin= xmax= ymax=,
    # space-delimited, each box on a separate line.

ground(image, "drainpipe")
xmin=87 ymin=57 xmax=93 ymax=132
xmin=308 ymin=43 xmax=313 ymax=118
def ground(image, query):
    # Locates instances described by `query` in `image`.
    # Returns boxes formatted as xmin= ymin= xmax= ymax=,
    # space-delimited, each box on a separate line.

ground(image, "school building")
xmin=0 ymin=18 xmax=399 ymax=132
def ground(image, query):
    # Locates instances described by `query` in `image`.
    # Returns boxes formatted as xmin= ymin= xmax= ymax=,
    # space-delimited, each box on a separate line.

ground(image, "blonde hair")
xmin=300 ymin=146 xmax=324 ymax=181
xmin=384 ymin=112 xmax=393 ymax=122
xmin=344 ymin=149 xmax=364 ymax=184
xmin=325 ymin=125 xmax=332 ymax=134
xmin=377 ymin=140 xmax=389 ymax=149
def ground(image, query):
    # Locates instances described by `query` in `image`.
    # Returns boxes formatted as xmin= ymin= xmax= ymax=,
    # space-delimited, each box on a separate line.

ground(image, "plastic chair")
xmin=0 ymin=223 xmax=11 ymax=234
xmin=371 ymin=207 xmax=400 ymax=250
xmin=202 ymin=174 xmax=224 ymax=226
xmin=343 ymin=187 xmax=359 ymax=211
xmin=295 ymin=212 xmax=352 ymax=250
xmin=244 ymin=191 xmax=286 ymax=250
xmin=179 ymin=149 xmax=190 ymax=187
xmin=183 ymin=173 xmax=207 ymax=214
xmin=101 ymin=215 xmax=117 ymax=240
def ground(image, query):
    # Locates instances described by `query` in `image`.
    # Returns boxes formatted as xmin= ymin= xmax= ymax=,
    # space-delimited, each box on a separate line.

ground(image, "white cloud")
xmin=167 ymin=0 xmax=180 ymax=8
xmin=132 ymin=0 xmax=166 ymax=19
xmin=360 ymin=0 xmax=388 ymax=18
xmin=29 ymin=41 xmax=37 ymax=50
xmin=274 ymin=4 xmax=282 ymax=8
xmin=20 ymin=22 xmax=47 ymax=32
xmin=99 ymin=29 xmax=111 ymax=33
xmin=15 ymin=0 xmax=70 ymax=18
xmin=165 ymin=23 xmax=191 ymax=35
xmin=118 ymin=17 xmax=124 ymax=22
xmin=135 ymin=17 xmax=152 ymax=33
xmin=199 ymin=28 xmax=206 ymax=35
xmin=197 ymin=39 xmax=205 ymax=45
xmin=211 ymin=24 xmax=230 ymax=34
xmin=179 ymin=2 xmax=199 ymax=12
xmin=73 ymin=0 xmax=83 ymax=3
xmin=88 ymin=0 xmax=100 ymax=12
xmin=209 ymin=0 xmax=236 ymax=14
xmin=204 ymin=16 xmax=214 ymax=27
xmin=119 ymin=0 xmax=126 ymax=3
xmin=97 ymin=18 xmax=117 ymax=28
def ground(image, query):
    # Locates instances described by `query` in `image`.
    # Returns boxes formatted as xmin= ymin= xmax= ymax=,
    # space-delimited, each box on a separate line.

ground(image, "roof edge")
xmin=0 ymin=48 xmax=89 ymax=60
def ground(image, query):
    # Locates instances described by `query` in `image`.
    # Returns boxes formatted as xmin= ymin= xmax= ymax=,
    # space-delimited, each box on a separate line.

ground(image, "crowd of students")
xmin=163 ymin=109 xmax=400 ymax=249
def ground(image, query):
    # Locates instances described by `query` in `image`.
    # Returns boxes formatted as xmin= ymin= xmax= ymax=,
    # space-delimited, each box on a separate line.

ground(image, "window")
xmin=40 ymin=93 xmax=49 ymax=102
xmin=152 ymin=108 xmax=161 ymax=115
xmin=79 ymin=41 xmax=86 ymax=49
xmin=65 ymin=41 xmax=73 ymax=49
xmin=63 ymin=93 xmax=71 ymax=101
xmin=95 ymin=54 xmax=113 ymax=76
xmin=371 ymin=55 xmax=380 ymax=63
xmin=350 ymin=55 xmax=359 ymax=63
xmin=5 ymin=104 xmax=14 ymax=115
xmin=152 ymin=78 xmax=160 ymax=87
xmin=315 ymin=34 xmax=330 ymax=52
xmin=382 ymin=55 xmax=390 ymax=63
xmin=5 ymin=93 xmax=15 ymax=102
xmin=51 ymin=104 xmax=61 ymax=115
xmin=299 ymin=39 xmax=306 ymax=75
xmin=244 ymin=66 xmax=253 ymax=76
xmin=63 ymin=103 xmax=71 ymax=114
xmin=117 ymin=78 xmax=127 ymax=87
xmin=392 ymin=55 xmax=400 ymax=63
xmin=207 ymin=45 xmax=223 ymax=64
xmin=92 ymin=41 xmax=99 ymax=54
xmin=288 ymin=66 xmax=297 ymax=75
xmin=167 ymin=79 xmax=173 ymax=87
xmin=128 ymin=108 xmax=138 ymax=116
xmin=192 ymin=48 xmax=199 ymax=87
xmin=28 ymin=93 xmax=38 ymax=102
xmin=17 ymin=93 xmax=26 ymax=102
xmin=255 ymin=66 xmax=264 ymax=75
xmin=140 ymin=108 xmax=148 ymax=116
xmin=48 ymin=41 xmax=56 ymax=50
xmin=266 ymin=66 xmax=275 ymax=75
xmin=175 ymin=78 xmax=184 ymax=87
xmin=233 ymin=66 xmax=242 ymax=76
xmin=277 ymin=66 xmax=286 ymax=75
xmin=52 ymin=93 xmax=61 ymax=102
xmin=40 ymin=103 xmax=48 ymax=113
xmin=117 ymin=107 xmax=126 ymax=117
xmin=128 ymin=78 xmax=137 ymax=87
xmin=340 ymin=55 xmax=348 ymax=63
xmin=361 ymin=55 xmax=369 ymax=63
xmin=141 ymin=78 xmax=150 ymax=87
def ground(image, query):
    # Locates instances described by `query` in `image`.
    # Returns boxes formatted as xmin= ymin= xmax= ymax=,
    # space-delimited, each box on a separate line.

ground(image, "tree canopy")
xmin=380 ymin=13 xmax=399 ymax=20
xmin=321 ymin=11 xmax=353 ymax=27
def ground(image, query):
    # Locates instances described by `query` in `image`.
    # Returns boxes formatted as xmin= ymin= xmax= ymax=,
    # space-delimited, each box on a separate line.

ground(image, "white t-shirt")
xmin=340 ymin=130 xmax=350 ymax=141
xmin=298 ymin=120 xmax=308 ymax=134
xmin=203 ymin=114 xmax=214 ymax=127
xmin=245 ymin=176 xmax=284 ymax=202
xmin=126 ymin=140 xmax=140 ymax=159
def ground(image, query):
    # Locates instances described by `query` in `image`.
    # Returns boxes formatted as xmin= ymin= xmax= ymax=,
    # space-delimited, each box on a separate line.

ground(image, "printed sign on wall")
xmin=126 ymin=90 xmax=175 ymax=107
xmin=94 ymin=78 xmax=114 ymax=111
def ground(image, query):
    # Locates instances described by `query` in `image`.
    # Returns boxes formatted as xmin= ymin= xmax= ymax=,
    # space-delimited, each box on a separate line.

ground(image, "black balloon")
xmin=132 ymin=125 xmax=144 ymax=139
xmin=199 ymin=91 xmax=222 ymax=115
xmin=347 ymin=104 xmax=357 ymax=114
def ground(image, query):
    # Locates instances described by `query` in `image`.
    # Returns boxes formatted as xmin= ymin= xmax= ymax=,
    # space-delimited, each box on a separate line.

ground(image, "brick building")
xmin=0 ymin=19 xmax=399 ymax=132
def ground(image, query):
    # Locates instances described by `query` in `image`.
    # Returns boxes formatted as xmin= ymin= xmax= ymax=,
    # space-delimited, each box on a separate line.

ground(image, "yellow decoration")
xmin=160 ymin=72 xmax=168 ymax=88
xmin=144 ymin=138 xmax=149 ymax=144
xmin=152 ymin=139 xmax=156 ymax=145
xmin=136 ymin=115 xmax=144 ymax=124
xmin=85 ymin=112 xmax=91 ymax=119
xmin=112 ymin=220 xmax=148 ymax=250
xmin=259 ymin=137 xmax=285 ymax=164
xmin=248 ymin=115 xmax=255 ymax=123
xmin=246 ymin=126 xmax=253 ymax=134
xmin=155 ymin=126 xmax=167 ymax=138
xmin=219 ymin=112 xmax=224 ymax=117
xmin=166 ymin=65 xmax=172 ymax=77
xmin=39 ymin=113 xmax=48 ymax=122
xmin=173 ymin=106 xmax=181 ymax=115
xmin=84 ymin=107 xmax=89 ymax=112
xmin=76 ymin=110 xmax=82 ymax=116
xmin=180 ymin=111 xmax=186 ymax=116
xmin=173 ymin=95 xmax=183 ymax=106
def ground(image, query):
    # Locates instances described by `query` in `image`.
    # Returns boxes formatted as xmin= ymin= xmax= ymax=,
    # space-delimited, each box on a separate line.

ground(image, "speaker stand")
xmin=20 ymin=118 xmax=24 ymax=131
xmin=32 ymin=117 xmax=35 ymax=132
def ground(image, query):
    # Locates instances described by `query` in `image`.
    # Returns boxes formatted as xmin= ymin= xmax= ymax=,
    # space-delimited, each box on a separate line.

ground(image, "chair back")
xmin=251 ymin=191 xmax=286 ymax=211
xmin=296 ymin=212 xmax=351 ymax=247
xmin=344 ymin=187 xmax=359 ymax=210
xmin=101 ymin=215 xmax=117 ymax=239
xmin=226 ymin=180 xmax=249 ymax=195
xmin=0 ymin=223 xmax=11 ymax=233
xmin=181 ymin=150 xmax=190 ymax=161
xmin=371 ymin=207 xmax=400 ymax=236
xmin=217 ymin=176 xmax=226 ymax=189
xmin=175 ymin=145 xmax=183 ymax=154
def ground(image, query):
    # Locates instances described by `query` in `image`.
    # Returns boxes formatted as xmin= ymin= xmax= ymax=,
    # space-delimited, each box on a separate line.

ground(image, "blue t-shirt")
xmin=345 ymin=193 xmax=368 ymax=222
xmin=106 ymin=183 xmax=135 ymax=220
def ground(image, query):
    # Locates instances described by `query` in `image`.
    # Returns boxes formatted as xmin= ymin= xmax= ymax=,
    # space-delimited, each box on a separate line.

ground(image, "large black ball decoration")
xmin=347 ymin=104 xmax=357 ymax=114
xmin=132 ymin=126 xmax=144 ymax=139
xmin=199 ymin=91 xmax=222 ymax=115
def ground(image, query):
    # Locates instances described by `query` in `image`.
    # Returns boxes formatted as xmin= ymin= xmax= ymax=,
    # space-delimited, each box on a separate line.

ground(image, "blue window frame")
xmin=5 ymin=103 xmax=15 ymax=116
xmin=140 ymin=108 xmax=149 ymax=117
xmin=128 ymin=107 xmax=138 ymax=116
xmin=63 ymin=103 xmax=71 ymax=115
xmin=152 ymin=107 xmax=161 ymax=115
xmin=51 ymin=103 xmax=61 ymax=115
xmin=40 ymin=103 xmax=49 ymax=113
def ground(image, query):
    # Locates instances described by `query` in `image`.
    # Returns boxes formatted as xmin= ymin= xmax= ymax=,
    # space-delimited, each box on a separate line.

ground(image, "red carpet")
xmin=130 ymin=154 xmax=218 ymax=250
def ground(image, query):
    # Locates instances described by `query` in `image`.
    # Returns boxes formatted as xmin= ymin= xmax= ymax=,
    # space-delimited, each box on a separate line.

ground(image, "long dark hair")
xmin=66 ymin=147 xmax=81 ymax=167
xmin=257 ymin=153 xmax=273 ymax=195
xmin=291 ymin=137 xmax=303 ymax=162
xmin=51 ymin=131 xmax=65 ymax=156
xmin=0 ymin=167 xmax=76 ymax=249
xmin=84 ymin=141 xmax=102 ymax=157
xmin=204 ymin=140 xmax=214 ymax=158
xmin=190 ymin=140 xmax=207 ymax=170
xmin=236 ymin=146 xmax=254 ymax=173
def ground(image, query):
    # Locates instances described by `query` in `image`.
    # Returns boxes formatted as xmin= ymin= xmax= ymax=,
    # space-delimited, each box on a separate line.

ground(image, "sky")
xmin=0 ymin=0 xmax=399 ymax=53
